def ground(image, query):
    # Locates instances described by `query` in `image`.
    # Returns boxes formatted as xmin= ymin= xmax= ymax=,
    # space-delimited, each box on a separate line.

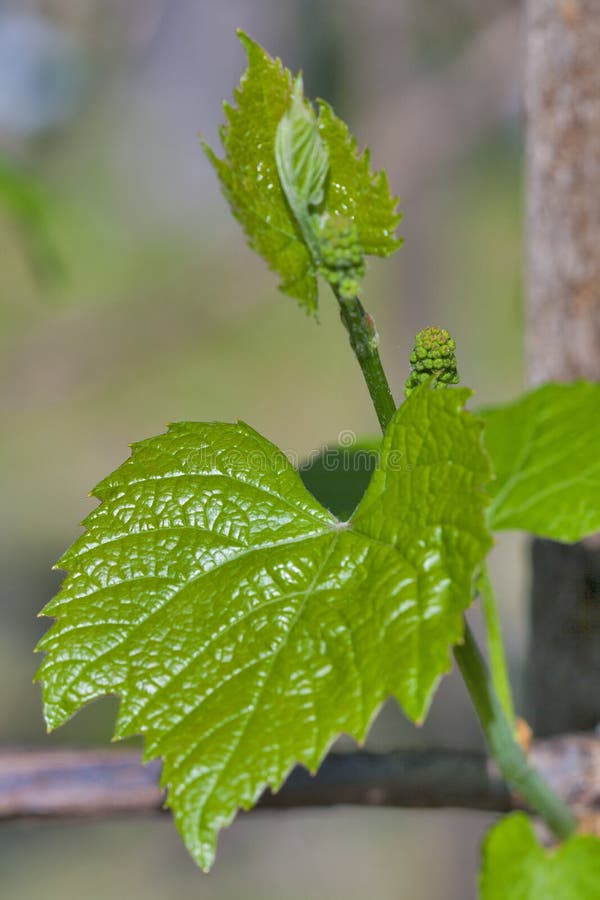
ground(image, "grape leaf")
xmin=274 ymin=77 xmax=329 ymax=261
xmin=36 ymin=385 xmax=491 ymax=870
xmin=480 ymin=813 xmax=600 ymax=899
xmin=202 ymin=33 xmax=316 ymax=309
xmin=203 ymin=32 xmax=401 ymax=312
xmin=317 ymin=100 xmax=401 ymax=259
xmin=480 ymin=382 xmax=600 ymax=541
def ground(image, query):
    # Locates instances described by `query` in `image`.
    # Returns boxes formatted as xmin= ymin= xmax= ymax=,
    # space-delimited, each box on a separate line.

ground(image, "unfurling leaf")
xmin=36 ymin=385 xmax=490 ymax=870
xmin=274 ymin=77 xmax=329 ymax=261
xmin=480 ymin=813 xmax=600 ymax=899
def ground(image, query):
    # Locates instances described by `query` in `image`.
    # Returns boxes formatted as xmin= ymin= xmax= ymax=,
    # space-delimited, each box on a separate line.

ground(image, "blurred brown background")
xmin=1 ymin=1 xmax=526 ymax=897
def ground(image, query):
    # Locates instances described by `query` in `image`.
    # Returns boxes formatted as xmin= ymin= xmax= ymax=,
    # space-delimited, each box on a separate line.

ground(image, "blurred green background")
xmin=1 ymin=1 xmax=526 ymax=897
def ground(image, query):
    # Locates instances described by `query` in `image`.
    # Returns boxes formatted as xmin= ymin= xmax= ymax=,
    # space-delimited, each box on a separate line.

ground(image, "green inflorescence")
xmin=317 ymin=214 xmax=366 ymax=300
xmin=405 ymin=326 xmax=459 ymax=397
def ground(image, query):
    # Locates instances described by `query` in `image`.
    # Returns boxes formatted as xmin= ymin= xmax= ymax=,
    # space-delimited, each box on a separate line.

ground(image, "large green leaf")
xmin=36 ymin=385 xmax=490 ymax=870
xmin=480 ymin=382 xmax=600 ymax=542
xmin=480 ymin=813 xmax=600 ymax=899
xmin=203 ymin=32 xmax=401 ymax=312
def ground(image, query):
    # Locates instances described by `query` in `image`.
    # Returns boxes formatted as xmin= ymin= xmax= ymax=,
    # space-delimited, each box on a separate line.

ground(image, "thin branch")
xmin=1 ymin=734 xmax=599 ymax=823
xmin=455 ymin=625 xmax=576 ymax=839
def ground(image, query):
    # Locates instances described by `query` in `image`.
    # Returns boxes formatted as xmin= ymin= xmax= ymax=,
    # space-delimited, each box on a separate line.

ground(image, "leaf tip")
xmin=236 ymin=29 xmax=260 ymax=58
xmin=199 ymin=134 xmax=218 ymax=165
xmin=199 ymin=853 xmax=214 ymax=875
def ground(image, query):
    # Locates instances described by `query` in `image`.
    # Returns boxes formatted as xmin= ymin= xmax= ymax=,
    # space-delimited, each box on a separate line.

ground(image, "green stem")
xmin=336 ymin=294 xmax=396 ymax=432
xmin=455 ymin=623 xmax=577 ymax=840
xmin=334 ymin=290 xmax=577 ymax=841
xmin=478 ymin=564 xmax=516 ymax=726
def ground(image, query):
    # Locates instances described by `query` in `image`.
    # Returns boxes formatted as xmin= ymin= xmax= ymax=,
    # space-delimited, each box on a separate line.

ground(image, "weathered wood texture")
xmin=525 ymin=0 xmax=600 ymax=734
xmin=1 ymin=736 xmax=599 ymax=823
xmin=526 ymin=0 xmax=600 ymax=383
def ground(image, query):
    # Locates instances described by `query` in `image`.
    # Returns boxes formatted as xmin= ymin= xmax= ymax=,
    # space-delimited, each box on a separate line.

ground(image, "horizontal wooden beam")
xmin=1 ymin=733 xmax=598 ymax=823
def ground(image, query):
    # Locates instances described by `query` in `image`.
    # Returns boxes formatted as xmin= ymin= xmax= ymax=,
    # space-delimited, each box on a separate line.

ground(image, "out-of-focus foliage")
xmin=480 ymin=382 xmax=600 ymax=541
xmin=298 ymin=440 xmax=380 ymax=520
xmin=0 ymin=156 xmax=62 ymax=283
xmin=480 ymin=813 xmax=600 ymax=900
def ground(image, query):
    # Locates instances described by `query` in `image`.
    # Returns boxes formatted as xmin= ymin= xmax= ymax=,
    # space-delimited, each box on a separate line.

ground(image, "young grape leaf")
xmin=317 ymin=100 xmax=401 ymax=259
xmin=480 ymin=813 xmax=600 ymax=899
xmin=36 ymin=385 xmax=490 ymax=870
xmin=274 ymin=77 xmax=329 ymax=262
xmin=203 ymin=32 xmax=401 ymax=312
xmin=203 ymin=33 xmax=316 ymax=309
xmin=480 ymin=382 xmax=600 ymax=542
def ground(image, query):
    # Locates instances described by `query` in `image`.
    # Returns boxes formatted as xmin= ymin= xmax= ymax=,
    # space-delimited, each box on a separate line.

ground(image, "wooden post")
xmin=525 ymin=0 xmax=600 ymax=734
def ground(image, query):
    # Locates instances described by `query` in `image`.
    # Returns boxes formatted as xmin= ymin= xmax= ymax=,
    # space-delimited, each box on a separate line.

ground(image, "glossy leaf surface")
xmin=481 ymin=813 xmax=600 ymax=899
xmin=202 ymin=33 xmax=315 ymax=308
xmin=317 ymin=100 xmax=401 ymax=259
xmin=480 ymin=382 xmax=600 ymax=541
xmin=37 ymin=386 xmax=490 ymax=869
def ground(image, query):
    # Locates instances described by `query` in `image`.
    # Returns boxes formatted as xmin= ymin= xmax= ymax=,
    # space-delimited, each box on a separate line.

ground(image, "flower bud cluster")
xmin=317 ymin=214 xmax=365 ymax=300
xmin=405 ymin=326 xmax=459 ymax=397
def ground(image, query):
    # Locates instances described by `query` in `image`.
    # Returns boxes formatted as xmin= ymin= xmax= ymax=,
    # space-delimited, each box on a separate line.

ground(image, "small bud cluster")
xmin=317 ymin=214 xmax=365 ymax=300
xmin=405 ymin=326 xmax=459 ymax=397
